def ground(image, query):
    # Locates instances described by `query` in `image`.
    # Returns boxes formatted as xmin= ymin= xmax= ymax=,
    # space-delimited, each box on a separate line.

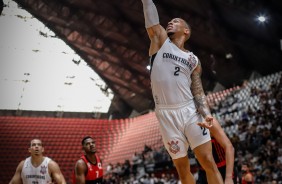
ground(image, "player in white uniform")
xmin=21 ymin=157 xmax=52 ymax=183
xmin=151 ymin=39 xmax=210 ymax=154
xmin=9 ymin=139 xmax=66 ymax=184
xmin=141 ymin=0 xmax=224 ymax=183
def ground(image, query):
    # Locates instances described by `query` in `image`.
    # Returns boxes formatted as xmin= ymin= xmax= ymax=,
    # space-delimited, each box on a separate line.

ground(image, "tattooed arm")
xmin=191 ymin=60 xmax=213 ymax=128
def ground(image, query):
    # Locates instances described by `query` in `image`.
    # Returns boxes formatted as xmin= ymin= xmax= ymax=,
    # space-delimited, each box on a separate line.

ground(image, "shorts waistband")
xmin=155 ymin=101 xmax=194 ymax=110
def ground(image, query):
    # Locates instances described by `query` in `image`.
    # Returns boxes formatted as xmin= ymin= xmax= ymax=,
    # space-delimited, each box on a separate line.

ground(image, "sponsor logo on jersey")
xmin=87 ymin=163 xmax=93 ymax=171
xmin=26 ymin=175 xmax=45 ymax=179
xmin=188 ymin=54 xmax=197 ymax=69
xmin=163 ymin=52 xmax=197 ymax=71
xmin=98 ymin=162 xmax=102 ymax=169
xmin=40 ymin=165 xmax=47 ymax=175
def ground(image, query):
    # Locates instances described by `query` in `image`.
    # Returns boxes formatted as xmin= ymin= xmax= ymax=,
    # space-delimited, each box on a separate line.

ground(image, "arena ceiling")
xmin=7 ymin=0 xmax=282 ymax=118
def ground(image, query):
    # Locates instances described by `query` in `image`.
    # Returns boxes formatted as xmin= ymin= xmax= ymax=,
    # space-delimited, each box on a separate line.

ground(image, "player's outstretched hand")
xmin=197 ymin=115 xmax=213 ymax=129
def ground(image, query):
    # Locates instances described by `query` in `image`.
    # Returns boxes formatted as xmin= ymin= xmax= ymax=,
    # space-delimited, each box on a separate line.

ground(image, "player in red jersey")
xmin=197 ymin=119 xmax=236 ymax=184
xmin=73 ymin=136 xmax=103 ymax=184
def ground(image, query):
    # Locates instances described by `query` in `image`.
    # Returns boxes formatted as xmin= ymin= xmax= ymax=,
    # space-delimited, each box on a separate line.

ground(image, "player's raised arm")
xmin=141 ymin=0 xmax=167 ymax=55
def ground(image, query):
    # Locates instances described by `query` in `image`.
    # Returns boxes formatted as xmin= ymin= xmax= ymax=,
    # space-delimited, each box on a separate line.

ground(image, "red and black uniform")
xmin=72 ymin=154 xmax=103 ymax=184
xmin=197 ymin=137 xmax=237 ymax=184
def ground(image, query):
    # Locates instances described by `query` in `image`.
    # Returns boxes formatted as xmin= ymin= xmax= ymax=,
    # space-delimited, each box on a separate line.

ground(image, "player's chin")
xmin=167 ymin=31 xmax=174 ymax=37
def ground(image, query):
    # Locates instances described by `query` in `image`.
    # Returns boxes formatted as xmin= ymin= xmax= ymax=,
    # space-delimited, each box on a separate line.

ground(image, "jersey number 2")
xmin=200 ymin=127 xmax=207 ymax=136
xmin=174 ymin=67 xmax=180 ymax=76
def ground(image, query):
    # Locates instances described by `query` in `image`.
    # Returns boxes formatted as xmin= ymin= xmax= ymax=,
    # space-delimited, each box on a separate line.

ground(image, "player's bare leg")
xmin=172 ymin=156 xmax=196 ymax=184
xmin=194 ymin=141 xmax=224 ymax=184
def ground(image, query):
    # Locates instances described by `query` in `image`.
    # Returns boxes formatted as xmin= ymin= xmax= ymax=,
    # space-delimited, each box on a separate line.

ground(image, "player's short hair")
xmin=81 ymin=136 xmax=93 ymax=145
xmin=182 ymin=19 xmax=191 ymax=31
xmin=181 ymin=18 xmax=191 ymax=40
xmin=30 ymin=139 xmax=43 ymax=147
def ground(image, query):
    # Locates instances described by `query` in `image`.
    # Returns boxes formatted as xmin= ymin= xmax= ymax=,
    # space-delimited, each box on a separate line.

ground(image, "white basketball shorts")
xmin=155 ymin=102 xmax=211 ymax=160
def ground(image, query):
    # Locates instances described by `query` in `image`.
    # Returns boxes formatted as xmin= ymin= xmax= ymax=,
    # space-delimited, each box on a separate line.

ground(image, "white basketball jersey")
xmin=21 ymin=157 xmax=52 ymax=184
xmin=150 ymin=38 xmax=199 ymax=106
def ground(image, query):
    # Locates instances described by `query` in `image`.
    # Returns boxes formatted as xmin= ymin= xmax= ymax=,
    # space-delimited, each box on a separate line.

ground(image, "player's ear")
xmin=184 ymin=28 xmax=190 ymax=41
xmin=42 ymin=147 xmax=44 ymax=153
xmin=28 ymin=147 xmax=31 ymax=153
xmin=184 ymin=28 xmax=190 ymax=36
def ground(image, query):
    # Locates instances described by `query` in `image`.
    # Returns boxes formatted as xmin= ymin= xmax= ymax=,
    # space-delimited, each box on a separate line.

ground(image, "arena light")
xmin=225 ymin=53 xmax=233 ymax=59
xmin=256 ymin=14 xmax=268 ymax=24
xmin=257 ymin=15 xmax=266 ymax=22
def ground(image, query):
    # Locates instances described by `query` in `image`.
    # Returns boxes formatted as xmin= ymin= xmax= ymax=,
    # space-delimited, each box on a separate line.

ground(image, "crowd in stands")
xmin=103 ymin=72 xmax=282 ymax=184
xmin=103 ymin=146 xmax=178 ymax=183
xmin=227 ymin=74 xmax=282 ymax=183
